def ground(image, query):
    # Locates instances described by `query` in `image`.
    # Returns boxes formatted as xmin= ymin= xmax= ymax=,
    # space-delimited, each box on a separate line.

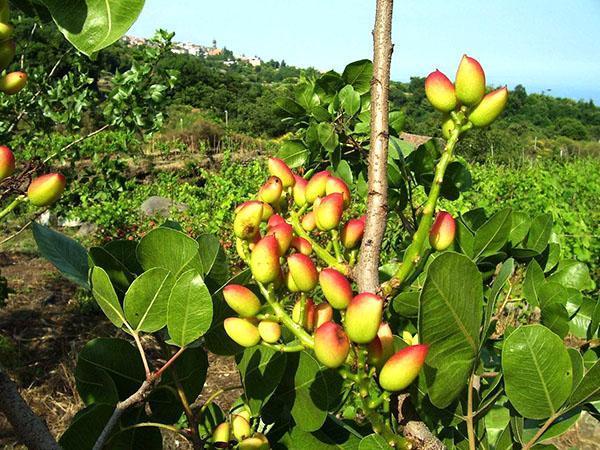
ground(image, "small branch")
xmin=0 ymin=368 xmax=61 ymax=450
xmin=258 ymin=282 xmax=314 ymax=348
xmin=355 ymin=0 xmax=394 ymax=294
xmin=131 ymin=331 xmax=151 ymax=378
xmin=193 ymin=385 xmax=243 ymax=418
xmin=0 ymin=195 xmax=26 ymax=221
xmin=466 ymin=374 xmax=476 ymax=450
xmin=261 ymin=341 xmax=305 ymax=352
xmin=522 ymin=412 xmax=560 ymax=450
xmin=381 ymin=126 xmax=464 ymax=297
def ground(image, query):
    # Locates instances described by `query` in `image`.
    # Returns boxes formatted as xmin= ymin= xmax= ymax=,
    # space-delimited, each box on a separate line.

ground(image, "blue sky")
xmin=130 ymin=0 xmax=600 ymax=103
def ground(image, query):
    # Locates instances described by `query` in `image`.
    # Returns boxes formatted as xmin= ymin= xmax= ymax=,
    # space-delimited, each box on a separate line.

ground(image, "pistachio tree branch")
xmin=0 ymin=368 xmax=61 ymax=450
xmin=381 ymin=125 xmax=468 ymax=297
xmin=355 ymin=0 xmax=394 ymax=294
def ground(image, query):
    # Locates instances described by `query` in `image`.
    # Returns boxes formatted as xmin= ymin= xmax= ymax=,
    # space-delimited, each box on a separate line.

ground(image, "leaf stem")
xmin=131 ymin=331 xmax=151 ymax=378
xmin=330 ymin=229 xmax=344 ymax=262
xmin=154 ymin=346 xmax=186 ymax=379
xmin=381 ymin=124 xmax=467 ymax=297
xmin=522 ymin=412 xmax=560 ymax=450
xmin=466 ymin=374 xmax=476 ymax=450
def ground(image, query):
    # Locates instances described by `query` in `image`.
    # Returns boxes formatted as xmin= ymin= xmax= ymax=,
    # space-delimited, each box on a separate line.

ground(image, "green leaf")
xmin=509 ymin=212 xmax=531 ymax=246
xmin=137 ymin=227 xmax=199 ymax=277
xmin=568 ymin=348 xmax=584 ymax=395
xmin=523 ymin=260 xmax=545 ymax=307
xmin=275 ymin=97 xmax=305 ymax=116
xmin=32 ymin=222 xmax=89 ymax=289
xmin=393 ymin=291 xmax=419 ymax=318
xmin=41 ymin=0 xmax=145 ymax=56
xmin=295 ymin=83 xmax=319 ymax=111
xmin=440 ymin=161 xmax=472 ymax=200
xmin=359 ymin=433 xmax=393 ymax=449
xmin=567 ymin=359 xmax=600 ymax=408
xmin=338 ymin=84 xmax=360 ymax=116
xmin=280 ymin=417 xmax=362 ymax=449
xmin=197 ymin=233 xmax=229 ymax=288
xmin=91 ymin=266 xmax=126 ymax=328
xmin=522 ymin=409 xmax=582 ymax=445
xmin=279 ymin=352 xmax=332 ymax=432
xmin=502 ymin=325 xmax=572 ymax=419
xmin=167 ymin=270 xmax=213 ymax=347
xmin=547 ymin=260 xmax=594 ymax=291
xmin=419 ymin=252 xmax=483 ymax=408
xmin=454 ymin=219 xmax=475 ymax=257
xmin=59 ymin=404 xmax=114 ymax=450
xmin=541 ymin=303 xmax=569 ymax=338
xmin=537 ymin=282 xmax=568 ymax=309
xmin=483 ymin=258 xmax=515 ymax=339
xmin=236 ymin=345 xmax=287 ymax=415
xmin=472 ymin=208 xmax=512 ymax=260
xmin=342 ymin=59 xmax=373 ymax=94
xmin=388 ymin=111 xmax=405 ymax=135
xmin=89 ymin=246 xmax=134 ymax=297
xmin=569 ymin=297 xmax=596 ymax=338
xmin=524 ymin=214 xmax=553 ymax=253
xmin=277 ymin=139 xmax=309 ymax=169
xmin=317 ymin=122 xmax=339 ymax=153
xmin=335 ymin=159 xmax=353 ymax=185
xmin=75 ymin=338 xmax=144 ymax=405
xmin=123 ymin=268 xmax=174 ymax=333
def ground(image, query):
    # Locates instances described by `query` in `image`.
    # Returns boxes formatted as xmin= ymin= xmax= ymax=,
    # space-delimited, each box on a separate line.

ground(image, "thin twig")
xmin=43 ymin=124 xmax=110 ymax=163
xmin=466 ymin=374 xmax=476 ymax=450
xmin=522 ymin=412 xmax=560 ymax=450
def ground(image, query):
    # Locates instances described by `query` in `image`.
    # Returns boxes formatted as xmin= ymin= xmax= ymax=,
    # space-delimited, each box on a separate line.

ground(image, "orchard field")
xmin=0 ymin=2 xmax=599 ymax=450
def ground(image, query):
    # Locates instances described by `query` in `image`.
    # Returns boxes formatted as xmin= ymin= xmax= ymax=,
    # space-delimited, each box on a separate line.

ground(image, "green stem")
xmin=0 ymin=195 xmax=26 ymax=221
xmin=466 ymin=374 xmax=476 ymax=450
xmin=261 ymin=342 xmax=305 ymax=352
xmin=289 ymin=211 xmax=349 ymax=275
xmin=258 ymin=282 xmax=314 ymax=348
xmin=522 ymin=412 xmax=561 ymax=450
xmin=330 ymin=230 xmax=344 ymax=262
xmin=382 ymin=124 xmax=467 ymax=297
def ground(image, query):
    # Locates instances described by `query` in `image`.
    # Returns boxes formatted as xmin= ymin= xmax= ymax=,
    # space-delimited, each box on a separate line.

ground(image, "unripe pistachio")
xmin=267 ymin=214 xmax=286 ymax=230
xmin=0 ymin=145 xmax=15 ymax=180
xmin=319 ymin=268 xmax=353 ymax=310
xmin=429 ymin=211 xmax=456 ymax=251
xmin=314 ymin=321 xmax=350 ymax=368
xmin=425 ymin=70 xmax=457 ymax=112
xmin=0 ymin=71 xmax=27 ymax=95
xmin=367 ymin=322 xmax=394 ymax=368
xmin=290 ymin=236 xmax=312 ymax=255
xmin=340 ymin=218 xmax=365 ymax=249
xmin=468 ymin=86 xmax=508 ymax=127
xmin=378 ymin=344 xmax=429 ymax=392
xmin=314 ymin=193 xmax=344 ymax=231
xmin=325 ymin=176 xmax=351 ymax=206
xmin=258 ymin=176 xmax=283 ymax=204
xmin=0 ymin=23 xmax=13 ymax=40
xmin=267 ymin=157 xmax=295 ymax=188
xmin=455 ymin=55 xmax=486 ymax=106
xmin=260 ymin=202 xmax=274 ymax=221
xmin=0 ymin=39 xmax=14 ymax=70
xmin=292 ymin=174 xmax=308 ymax=207
xmin=258 ymin=320 xmax=281 ymax=343
xmin=27 ymin=173 xmax=66 ymax=207
xmin=267 ymin=222 xmax=293 ymax=255
xmin=223 ymin=284 xmax=261 ymax=318
xmin=287 ymin=253 xmax=318 ymax=292
xmin=232 ymin=414 xmax=252 ymax=441
xmin=239 ymin=433 xmax=269 ymax=450
xmin=441 ymin=115 xmax=456 ymax=140
xmin=345 ymin=293 xmax=383 ymax=344
xmin=285 ymin=270 xmax=300 ymax=292
xmin=212 ymin=422 xmax=231 ymax=445
xmin=314 ymin=302 xmax=333 ymax=329
xmin=292 ymin=298 xmax=315 ymax=330
xmin=301 ymin=211 xmax=317 ymax=232
xmin=234 ymin=201 xmax=264 ymax=240
xmin=224 ymin=317 xmax=260 ymax=347
xmin=249 ymin=235 xmax=281 ymax=284
xmin=305 ymin=170 xmax=330 ymax=203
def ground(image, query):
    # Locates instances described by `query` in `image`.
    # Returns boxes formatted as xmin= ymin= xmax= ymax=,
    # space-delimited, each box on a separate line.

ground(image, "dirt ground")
xmin=0 ymin=251 xmax=598 ymax=449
